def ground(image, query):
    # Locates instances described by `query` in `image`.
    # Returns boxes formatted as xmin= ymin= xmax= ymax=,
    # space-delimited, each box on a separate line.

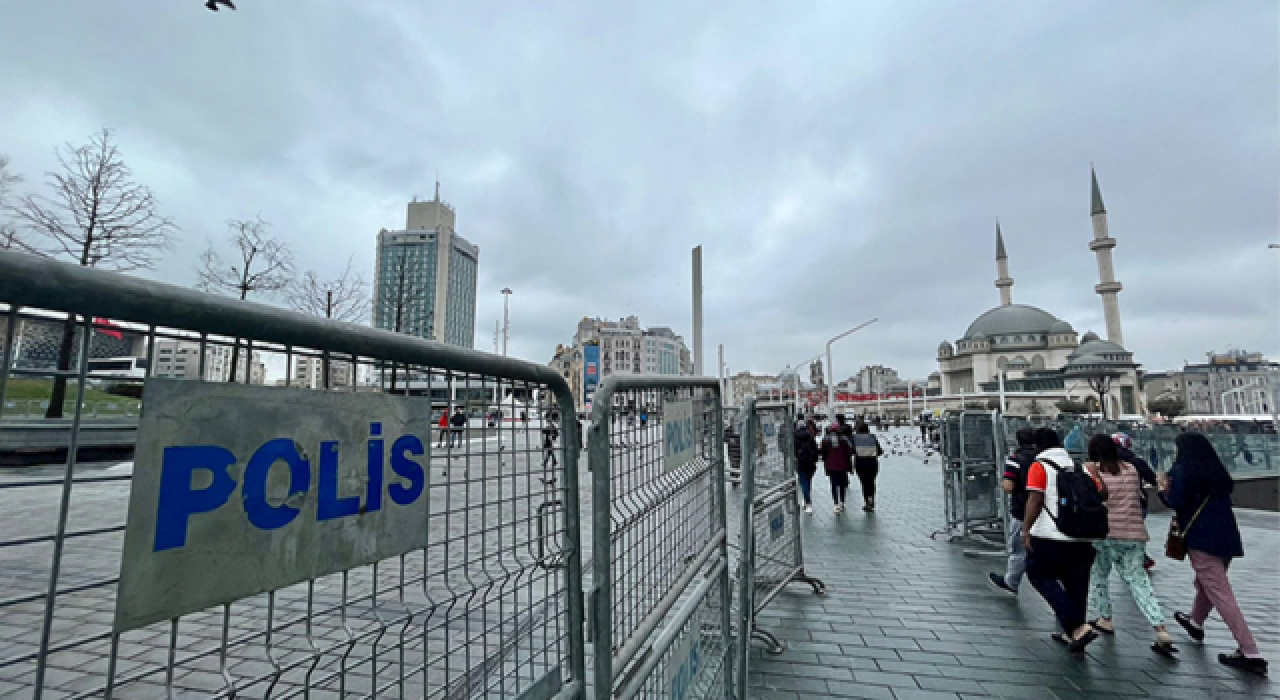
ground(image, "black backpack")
xmin=1041 ymin=457 xmax=1108 ymax=539
xmin=794 ymin=428 xmax=818 ymax=464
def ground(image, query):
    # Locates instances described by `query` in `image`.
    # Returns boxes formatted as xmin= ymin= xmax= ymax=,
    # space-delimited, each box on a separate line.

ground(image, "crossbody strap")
xmin=1181 ymin=497 xmax=1211 ymax=534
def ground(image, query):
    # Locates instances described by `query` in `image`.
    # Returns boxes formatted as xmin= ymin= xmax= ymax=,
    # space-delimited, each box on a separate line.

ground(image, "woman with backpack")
xmin=1159 ymin=432 xmax=1268 ymax=676
xmin=819 ymin=423 xmax=853 ymax=514
xmin=851 ymin=421 xmax=883 ymax=511
xmin=793 ymin=418 xmax=820 ymax=514
xmin=1023 ymin=428 xmax=1108 ymax=653
xmin=1082 ymin=435 xmax=1176 ymax=656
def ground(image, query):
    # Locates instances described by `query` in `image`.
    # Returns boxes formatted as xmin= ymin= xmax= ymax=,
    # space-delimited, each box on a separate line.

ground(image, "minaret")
xmin=995 ymin=220 xmax=1013 ymax=306
xmin=1089 ymin=167 xmax=1124 ymax=347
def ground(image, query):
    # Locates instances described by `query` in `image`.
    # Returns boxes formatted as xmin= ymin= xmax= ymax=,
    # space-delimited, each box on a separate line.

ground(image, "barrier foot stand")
xmin=752 ymin=626 xmax=786 ymax=655
xmin=794 ymin=570 xmax=827 ymax=595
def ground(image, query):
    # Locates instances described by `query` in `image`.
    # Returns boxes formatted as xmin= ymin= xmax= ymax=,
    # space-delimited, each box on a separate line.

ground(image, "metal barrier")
xmin=731 ymin=399 xmax=824 ymax=700
xmin=935 ymin=410 xmax=1004 ymax=552
xmin=0 ymin=251 xmax=585 ymax=699
xmin=587 ymin=377 xmax=733 ymax=700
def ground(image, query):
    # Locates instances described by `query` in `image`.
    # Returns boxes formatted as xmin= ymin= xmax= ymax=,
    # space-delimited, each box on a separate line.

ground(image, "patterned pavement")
xmin=747 ymin=428 xmax=1279 ymax=700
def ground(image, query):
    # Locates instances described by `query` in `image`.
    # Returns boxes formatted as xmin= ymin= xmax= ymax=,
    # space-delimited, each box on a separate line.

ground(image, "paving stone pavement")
xmin=746 ymin=427 xmax=1279 ymax=700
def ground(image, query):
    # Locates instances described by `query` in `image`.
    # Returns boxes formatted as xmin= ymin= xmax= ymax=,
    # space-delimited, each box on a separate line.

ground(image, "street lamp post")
xmin=500 ymin=288 xmax=512 ymax=356
xmin=789 ymin=352 xmax=824 ymax=418
xmin=826 ymin=318 xmax=878 ymax=417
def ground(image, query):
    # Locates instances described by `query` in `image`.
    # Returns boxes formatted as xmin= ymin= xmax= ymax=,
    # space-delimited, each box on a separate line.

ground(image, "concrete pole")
xmin=717 ymin=344 xmax=726 ymax=403
xmin=501 ymin=288 xmax=512 ymax=356
xmin=998 ymin=371 xmax=1007 ymax=413
xmin=692 ymin=246 xmax=703 ymax=376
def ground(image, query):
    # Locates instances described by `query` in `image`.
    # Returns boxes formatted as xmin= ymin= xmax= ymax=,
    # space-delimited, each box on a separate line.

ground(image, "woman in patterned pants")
xmin=1083 ymin=435 xmax=1176 ymax=655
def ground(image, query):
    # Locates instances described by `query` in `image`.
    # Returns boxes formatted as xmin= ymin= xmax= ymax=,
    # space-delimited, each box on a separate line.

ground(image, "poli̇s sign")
xmin=114 ymin=380 xmax=434 ymax=632
xmin=663 ymin=399 xmax=696 ymax=473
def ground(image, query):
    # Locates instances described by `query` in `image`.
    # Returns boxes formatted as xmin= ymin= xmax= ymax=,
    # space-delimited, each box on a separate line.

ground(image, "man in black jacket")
xmin=989 ymin=428 xmax=1038 ymax=596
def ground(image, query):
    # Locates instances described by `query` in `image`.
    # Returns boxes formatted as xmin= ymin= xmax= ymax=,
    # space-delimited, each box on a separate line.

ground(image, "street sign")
xmin=115 ymin=379 xmax=434 ymax=632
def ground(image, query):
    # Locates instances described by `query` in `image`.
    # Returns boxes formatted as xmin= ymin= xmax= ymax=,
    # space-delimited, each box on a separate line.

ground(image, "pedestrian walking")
xmin=541 ymin=414 xmax=560 ymax=468
xmin=988 ymin=428 xmax=1037 ymax=596
xmin=1023 ymin=427 xmax=1108 ymax=653
xmin=1112 ymin=432 xmax=1159 ymax=570
xmin=851 ymin=421 xmax=882 ymax=511
xmin=1083 ymin=434 xmax=1176 ymax=656
xmin=819 ymin=423 xmax=853 ymax=514
xmin=1159 ymin=432 xmax=1268 ymax=676
xmin=449 ymin=406 xmax=467 ymax=448
xmin=793 ymin=418 xmax=820 ymax=514
xmin=436 ymin=408 xmax=450 ymax=448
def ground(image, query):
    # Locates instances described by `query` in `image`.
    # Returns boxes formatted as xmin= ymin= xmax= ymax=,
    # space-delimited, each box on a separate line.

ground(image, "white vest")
xmin=1030 ymin=447 xmax=1085 ymax=542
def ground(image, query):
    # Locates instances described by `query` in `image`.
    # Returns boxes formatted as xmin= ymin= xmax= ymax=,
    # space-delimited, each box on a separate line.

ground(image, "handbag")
xmin=1165 ymin=497 xmax=1209 ymax=561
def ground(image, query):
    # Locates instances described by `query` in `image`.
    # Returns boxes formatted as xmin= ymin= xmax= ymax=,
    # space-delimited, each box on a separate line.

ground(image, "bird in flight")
xmin=205 ymin=0 xmax=236 ymax=10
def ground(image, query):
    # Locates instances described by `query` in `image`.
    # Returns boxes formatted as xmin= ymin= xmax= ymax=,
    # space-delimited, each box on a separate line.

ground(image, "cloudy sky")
xmin=1 ymin=1 xmax=1275 ymax=381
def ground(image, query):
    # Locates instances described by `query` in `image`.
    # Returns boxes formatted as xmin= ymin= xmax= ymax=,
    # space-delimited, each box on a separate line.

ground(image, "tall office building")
xmin=373 ymin=188 xmax=479 ymax=347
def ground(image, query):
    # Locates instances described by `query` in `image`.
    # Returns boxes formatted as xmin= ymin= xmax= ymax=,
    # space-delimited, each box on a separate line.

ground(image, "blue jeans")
xmin=1005 ymin=519 xmax=1027 ymax=591
xmin=796 ymin=469 xmax=815 ymax=504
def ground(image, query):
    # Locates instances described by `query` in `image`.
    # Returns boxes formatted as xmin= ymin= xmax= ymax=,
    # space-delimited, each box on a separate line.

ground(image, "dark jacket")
xmin=450 ymin=412 xmax=467 ymax=428
xmin=1118 ymin=445 xmax=1157 ymax=510
xmin=794 ymin=424 xmax=819 ymax=473
xmin=1003 ymin=446 xmax=1038 ymax=520
xmin=819 ymin=433 xmax=854 ymax=473
xmin=1161 ymin=458 xmax=1244 ymax=560
xmin=852 ymin=433 xmax=883 ymax=471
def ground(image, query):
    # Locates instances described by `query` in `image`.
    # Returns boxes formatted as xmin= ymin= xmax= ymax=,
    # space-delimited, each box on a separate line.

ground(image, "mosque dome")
xmin=963 ymin=304 xmax=1065 ymax=340
xmin=1065 ymin=334 xmax=1136 ymax=375
xmin=937 ymin=341 xmax=954 ymax=359
xmin=1049 ymin=320 xmax=1075 ymax=334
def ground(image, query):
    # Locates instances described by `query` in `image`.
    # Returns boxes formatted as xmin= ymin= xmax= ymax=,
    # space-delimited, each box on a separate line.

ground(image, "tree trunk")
xmin=44 ymin=316 xmax=79 ymax=419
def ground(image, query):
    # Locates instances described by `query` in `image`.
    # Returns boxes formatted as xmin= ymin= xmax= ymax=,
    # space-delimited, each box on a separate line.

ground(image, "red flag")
xmin=94 ymin=318 xmax=123 ymax=340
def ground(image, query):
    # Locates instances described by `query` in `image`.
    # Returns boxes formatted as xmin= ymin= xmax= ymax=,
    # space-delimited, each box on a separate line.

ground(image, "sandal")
xmin=1068 ymin=629 xmax=1099 ymax=653
xmin=1091 ymin=618 xmax=1115 ymax=635
xmin=1051 ymin=633 xmax=1071 ymax=645
xmin=1152 ymin=640 xmax=1179 ymax=658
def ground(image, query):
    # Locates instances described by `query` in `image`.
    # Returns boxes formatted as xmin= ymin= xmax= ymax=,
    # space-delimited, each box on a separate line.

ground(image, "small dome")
xmin=1081 ymin=330 xmax=1101 ymax=343
xmin=1049 ymin=321 xmax=1074 ymax=334
xmin=937 ymin=341 xmax=954 ymax=357
xmin=1065 ymin=335 xmax=1136 ymax=375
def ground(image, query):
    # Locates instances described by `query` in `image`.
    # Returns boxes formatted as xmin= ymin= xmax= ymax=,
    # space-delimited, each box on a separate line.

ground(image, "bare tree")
xmin=287 ymin=256 xmax=369 ymax=388
xmin=196 ymin=217 xmax=294 ymax=381
xmin=0 ymin=154 xmax=27 ymax=251
xmin=288 ymin=256 xmax=369 ymax=322
xmin=11 ymin=129 xmax=175 ymax=270
xmin=7 ymin=130 xmax=176 ymax=418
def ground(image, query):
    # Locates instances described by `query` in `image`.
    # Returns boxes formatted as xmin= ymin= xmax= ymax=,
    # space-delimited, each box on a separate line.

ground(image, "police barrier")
xmin=0 ymin=251 xmax=585 ymax=699
xmin=587 ymin=377 xmax=734 ymax=699
xmin=731 ymin=399 xmax=825 ymax=700
xmin=935 ymin=410 xmax=1004 ymax=551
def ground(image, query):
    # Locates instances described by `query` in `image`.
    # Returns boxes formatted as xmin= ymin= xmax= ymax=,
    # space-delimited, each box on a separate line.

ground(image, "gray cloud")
xmin=1 ymin=0 xmax=1275 ymax=381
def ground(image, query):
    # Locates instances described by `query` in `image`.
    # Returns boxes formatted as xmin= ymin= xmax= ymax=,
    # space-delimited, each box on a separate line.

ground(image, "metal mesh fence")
xmin=587 ymin=378 xmax=732 ymax=700
xmin=730 ymin=400 xmax=824 ymax=700
xmin=936 ymin=411 xmax=1004 ymax=546
xmin=0 ymin=251 xmax=585 ymax=700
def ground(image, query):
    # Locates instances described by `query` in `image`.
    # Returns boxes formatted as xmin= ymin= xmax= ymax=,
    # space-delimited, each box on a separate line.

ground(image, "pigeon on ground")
xmin=206 ymin=0 xmax=236 ymax=11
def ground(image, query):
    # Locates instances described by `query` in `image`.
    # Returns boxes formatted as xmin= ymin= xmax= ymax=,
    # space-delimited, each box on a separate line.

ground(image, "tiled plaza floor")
xmin=748 ymin=428 xmax=1279 ymax=700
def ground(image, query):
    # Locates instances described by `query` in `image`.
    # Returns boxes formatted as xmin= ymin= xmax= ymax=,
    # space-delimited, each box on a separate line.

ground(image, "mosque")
xmin=935 ymin=169 xmax=1144 ymax=418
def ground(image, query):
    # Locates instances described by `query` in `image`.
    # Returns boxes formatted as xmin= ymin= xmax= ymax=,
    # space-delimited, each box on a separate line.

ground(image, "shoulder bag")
xmin=1165 ymin=497 xmax=1210 ymax=561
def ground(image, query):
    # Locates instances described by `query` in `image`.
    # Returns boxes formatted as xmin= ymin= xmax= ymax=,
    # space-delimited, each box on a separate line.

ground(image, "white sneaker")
xmin=834 ymin=504 xmax=843 ymax=514
xmin=804 ymin=504 xmax=814 ymax=514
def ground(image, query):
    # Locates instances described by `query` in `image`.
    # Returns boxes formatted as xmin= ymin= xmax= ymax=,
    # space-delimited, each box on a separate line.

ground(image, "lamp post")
xmin=500 ymin=288 xmax=512 ymax=356
xmin=826 ymin=318 xmax=878 ymax=417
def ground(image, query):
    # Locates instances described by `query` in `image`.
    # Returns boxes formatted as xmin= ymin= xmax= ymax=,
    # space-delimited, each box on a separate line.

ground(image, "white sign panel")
xmin=665 ymin=627 xmax=703 ymax=700
xmin=115 ymin=379 xmax=434 ymax=632
xmin=663 ymin=399 xmax=696 ymax=474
